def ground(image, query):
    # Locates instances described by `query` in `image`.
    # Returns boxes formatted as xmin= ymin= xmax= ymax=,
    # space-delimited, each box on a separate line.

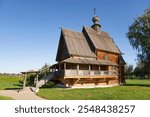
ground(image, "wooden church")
xmin=50 ymin=14 xmax=125 ymax=88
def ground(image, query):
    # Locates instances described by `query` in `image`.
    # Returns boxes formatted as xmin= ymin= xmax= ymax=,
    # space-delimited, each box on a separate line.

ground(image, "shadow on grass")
xmin=13 ymin=84 xmax=22 ymax=87
xmin=40 ymin=81 xmax=61 ymax=89
xmin=40 ymin=84 xmax=57 ymax=89
xmin=125 ymin=84 xmax=150 ymax=87
xmin=4 ymin=88 xmax=22 ymax=90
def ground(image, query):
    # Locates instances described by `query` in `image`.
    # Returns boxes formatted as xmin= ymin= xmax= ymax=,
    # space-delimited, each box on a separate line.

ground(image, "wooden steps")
xmin=37 ymin=72 xmax=55 ymax=88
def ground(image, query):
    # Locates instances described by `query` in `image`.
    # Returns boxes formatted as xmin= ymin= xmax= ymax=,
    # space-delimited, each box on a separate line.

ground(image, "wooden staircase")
xmin=36 ymin=72 xmax=55 ymax=88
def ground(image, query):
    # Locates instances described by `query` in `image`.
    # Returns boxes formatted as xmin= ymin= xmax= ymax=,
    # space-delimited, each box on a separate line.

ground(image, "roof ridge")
xmin=62 ymin=28 xmax=82 ymax=33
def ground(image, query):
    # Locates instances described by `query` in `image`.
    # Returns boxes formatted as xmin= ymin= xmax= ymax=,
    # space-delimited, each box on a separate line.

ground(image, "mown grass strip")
xmin=37 ymin=79 xmax=150 ymax=100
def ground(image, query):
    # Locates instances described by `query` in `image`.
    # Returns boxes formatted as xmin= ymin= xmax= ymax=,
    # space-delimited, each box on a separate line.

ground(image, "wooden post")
xmin=64 ymin=63 xmax=66 ymax=76
xmin=49 ymin=67 xmax=50 ymax=72
xmin=99 ymin=65 xmax=101 ymax=75
xmin=89 ymin=65 xmax=91 ymax=75
xmin=23 ymin=73 xmax=27 ymax=89
xmin=118 ymin=65 xmax=120 ymax=83
xmin=46 ymin=67 xmax=48 ymax=75
xmin=77 ymin=64 xmax=79 ymax=75
xmin=64 ymin=63 xmax=66 ymax=70
xmin=35 ymin=72 xmax=39 ymax=92
xmin=108 ymin=66 xmax=111 ymax=75
xmin=59 ymin=64 xmax=61 ymax=70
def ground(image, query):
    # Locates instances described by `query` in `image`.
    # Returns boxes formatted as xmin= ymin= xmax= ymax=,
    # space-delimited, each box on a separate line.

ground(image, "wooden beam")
xmin=99 ymin=65 xmax=101 ymax=75
xmin=64 ymin=63 xmax=66 ymax=70
xmin=59 ymin=64 xmax=61 ymax=70
xmin=64 ymin=75 xmax=117 ymax=79
xmin=35 ymin=73 xmax=39 ymax=91
xmin=23 ymin=74 xmax=27 ymax=89
xmin=21 ymin=71 xmax=39 ymax=74
xmin=89 ymin=65 xmax=91 ymax=75
xmin=54 ymin=65 xmax=56 ymax=72
xmin=77 ymin=64 xmax=79 ymax=75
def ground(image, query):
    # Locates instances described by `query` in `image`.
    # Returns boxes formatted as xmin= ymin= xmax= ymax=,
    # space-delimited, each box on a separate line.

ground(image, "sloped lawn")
xmin=0 ymin=75 xmax=22 ymax=90
xmin=0 ymin=75 xmax=22 ymax=100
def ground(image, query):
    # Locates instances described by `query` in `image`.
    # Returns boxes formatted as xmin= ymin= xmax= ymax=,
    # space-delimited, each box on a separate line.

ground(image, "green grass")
xmin=0 ymin=75 xmax=22 ymax=100
xmin=37 ymin=79 xmax=150 ymax=100
xmin=0 ymin=75 xmax=22 ymax=90
xmin=0 ymin=95 xmax=14 ymax=100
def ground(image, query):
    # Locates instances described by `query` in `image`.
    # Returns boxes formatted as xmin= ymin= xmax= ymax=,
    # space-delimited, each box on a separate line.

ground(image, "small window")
xmin=66 ymin=64 xmax=77 ymax=69
xmin=91 ymin=65 xmax=99 ymax=70
xmin=101 ymin=65 xmax=108 ymax=71
xmin=79 ymin=64 xmax=89 ymax=70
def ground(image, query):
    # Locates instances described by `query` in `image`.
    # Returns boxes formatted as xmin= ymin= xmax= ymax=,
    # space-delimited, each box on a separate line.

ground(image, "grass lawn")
xmin=0 ymin=75 xmax=22 ymax=90
xmin=0 ymin=95 xmax=14 ymax=100
xmin=0 ymin=75 xmax=22 ymax=100
xmin=37 ymin=79 xmax=150 ymax=100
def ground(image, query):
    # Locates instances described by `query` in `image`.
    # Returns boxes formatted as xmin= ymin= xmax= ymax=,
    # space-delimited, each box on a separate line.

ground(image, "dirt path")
xmin=0 ymin=87 xmax=45 ymax=100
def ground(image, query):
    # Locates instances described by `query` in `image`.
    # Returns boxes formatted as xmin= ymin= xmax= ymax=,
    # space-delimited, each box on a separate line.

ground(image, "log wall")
xmin=96 ymin=49 xmax=119 ymax=64
xmin=59 ymin=77 xmax=119 ymax=88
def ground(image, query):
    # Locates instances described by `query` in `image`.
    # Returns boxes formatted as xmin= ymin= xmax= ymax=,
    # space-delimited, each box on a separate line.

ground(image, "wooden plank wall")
xmin=96 ymin=50 xmax=118 ymax=64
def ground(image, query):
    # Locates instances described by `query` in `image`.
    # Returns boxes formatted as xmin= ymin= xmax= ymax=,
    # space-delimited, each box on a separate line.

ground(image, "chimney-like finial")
xmin=91 ymin=8 xmax=101 ymax=32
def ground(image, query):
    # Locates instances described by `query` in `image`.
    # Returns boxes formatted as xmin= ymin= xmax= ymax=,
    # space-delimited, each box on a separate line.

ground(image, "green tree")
xmin=127 ymin=8 xmax=150 ymax=77
xmin=38 ymin=63 xmax=50 ymax=80
xmin=134 ymin=61 xmax=150 ymax=79
xmin=125 ymin=64 xmax=134 ymax=79
xmin=40 ymin=63 xmax=50 ymax=74
xmin=41 ymin=63 xmax=49 ymax=69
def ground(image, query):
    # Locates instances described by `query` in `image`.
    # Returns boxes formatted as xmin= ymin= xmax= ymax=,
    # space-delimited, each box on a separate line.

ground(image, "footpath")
xmin=0 ymin=87 xmax=45 ymax=100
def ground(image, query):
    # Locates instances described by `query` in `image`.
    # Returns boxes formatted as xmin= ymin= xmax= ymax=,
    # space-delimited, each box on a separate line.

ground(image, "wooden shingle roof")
xmin=56 ymin=28 xmax=96 ymax=62
xmin=56 ymin=26 xmax=122 ymax=62
xmin=61 ymin=57 xmax=117 ymax=66
xmin=83 ymin=26 xmax=120 ymax=54
xmin=62 ymin=28 xmax=96 ymax=58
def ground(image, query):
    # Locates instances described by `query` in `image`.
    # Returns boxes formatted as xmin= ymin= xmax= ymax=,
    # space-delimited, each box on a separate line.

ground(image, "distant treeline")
xmin=0 ymin=73 xmax=22 ymax=77
xmin=125 ymin=63 xmax=150 ymax=79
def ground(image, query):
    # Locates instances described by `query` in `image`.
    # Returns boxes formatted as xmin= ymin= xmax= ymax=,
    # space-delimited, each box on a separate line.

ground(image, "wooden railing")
xmin=55 ymin=69 xmax=117 ymax=77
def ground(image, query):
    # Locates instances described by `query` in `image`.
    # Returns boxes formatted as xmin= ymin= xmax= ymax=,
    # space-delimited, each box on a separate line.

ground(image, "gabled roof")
xmin=56 ymin=26 xmax=122 ymax=62
xmin=56 ymin=28 xmax=96 ymax=62
xmin=83 ymin=26 xmax=120 ymax=54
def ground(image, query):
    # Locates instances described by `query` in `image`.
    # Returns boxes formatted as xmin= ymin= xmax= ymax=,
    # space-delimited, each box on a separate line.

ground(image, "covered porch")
xmin=50 ymin=57 xmax=119 ymax=87
xmin=53 ymin=64 xmax=118 ymax=78
xmin=51 ymin=57 xmax=118 ymax=78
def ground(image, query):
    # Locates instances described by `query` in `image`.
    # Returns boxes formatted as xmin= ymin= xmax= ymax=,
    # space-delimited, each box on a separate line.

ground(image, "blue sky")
xmin=0 ymin=0 xmax=150 ymax=73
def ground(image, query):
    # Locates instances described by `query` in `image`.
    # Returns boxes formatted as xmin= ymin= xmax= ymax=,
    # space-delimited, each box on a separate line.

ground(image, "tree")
xmin=41 ymin=63 xmax=49 ymax=69
xmin=38 ymin=63 xmax=50 ymax=80
xmin=124 ymin=64 xmax=134 ymax=79
xmin=134 ymin=61 xmax=150 ymax=79
xmin=127 ymin=8 xmax=150 ymax=77
xmin=41 ymin=63 xmax=50 ymax=74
